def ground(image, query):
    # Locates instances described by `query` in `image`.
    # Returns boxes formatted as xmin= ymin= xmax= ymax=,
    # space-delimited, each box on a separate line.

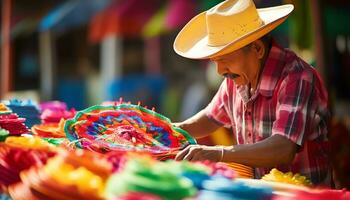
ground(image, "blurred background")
xmin=0 ymin=0 xmax=350 ymax=187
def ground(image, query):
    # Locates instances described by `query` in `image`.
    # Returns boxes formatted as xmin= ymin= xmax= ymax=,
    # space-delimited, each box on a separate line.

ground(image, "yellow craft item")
xmin=0 ymin=103 xmax=11 ymax=112
xmin=262 ymin=168 xmax=312 ymax=186
xmin=210 ymin=127 xmax=235 ymax=146
xmin=43 ymin=156 xmax=105 ymax=197
xmin=224 ymin=162 xmax=253 ymax=178
xmin=5 ymin=136 xmax=54 ymax=150
xmin=68 ymin=167 xmax=104 ymax=195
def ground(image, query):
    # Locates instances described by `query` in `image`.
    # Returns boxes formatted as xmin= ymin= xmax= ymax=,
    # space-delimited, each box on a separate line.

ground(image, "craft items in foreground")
xmin=197 ymin=176 xmax=273 ymax=200
xmin=31 ymin=118 xmax=66 ymax=139
xmin=40 ymin=108 xmax=76 ymax=124
xmin=0 ymin=104 xmax=11 ymax=115
xmin=105 ymin=154 xmax=238 ymax=200
xmin=64 ymin=104 xmax=196 ymax=155
xmin=32 ymin=101 xmax=75 ymax=145
xmin=0 ymin=104 xmax=29 ymax=136
xmin=105 ymin=155 xmax=196 ymax=200
xmin=1 ymin=141 xmax=349 ymax=200
xmin=262 ymin=168 xmax=312 ymax=187
xmin=3 ymin=99 xmax=40 ymax=128
xmin=39 ymin=101 xmax=68 ymax=113
xmin=273 ymin=188 xmax=350 ymax=200
xmin=9 ymin=149 xmax=113 ymax=200
xmin=0 ymin=128 xmax=9 ymax=142
xmin=225 ymin=162 xmax=253 ymax=178
xmin=0 ymin=136 xmax=55 ymax=188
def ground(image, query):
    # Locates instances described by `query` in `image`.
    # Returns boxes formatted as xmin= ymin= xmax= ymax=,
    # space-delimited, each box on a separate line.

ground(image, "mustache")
xmin=223 ymin=73 xmax=240 ymax=79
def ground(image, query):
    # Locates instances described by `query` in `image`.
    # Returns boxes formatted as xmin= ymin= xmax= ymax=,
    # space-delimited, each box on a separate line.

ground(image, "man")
xmin=173 ymin=0 xmax=331 ymax=186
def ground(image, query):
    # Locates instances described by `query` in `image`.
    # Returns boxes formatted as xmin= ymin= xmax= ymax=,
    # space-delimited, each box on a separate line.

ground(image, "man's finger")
xmin=183 ymin=146 xmax=202 ymax=161
xmin=175 ymin=145 xmax=192 ymax=161
xmin=191 ymin=152 xmax=203 ymax=161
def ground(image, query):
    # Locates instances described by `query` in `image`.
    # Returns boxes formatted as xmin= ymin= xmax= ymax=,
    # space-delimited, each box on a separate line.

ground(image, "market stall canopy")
xmin=39 ymin=0 xmax=111 ymax=34
xmin=89 ymin=0 xmax=161 ymax=42
xmin=164 ymin=0 xmax=196 ymax=30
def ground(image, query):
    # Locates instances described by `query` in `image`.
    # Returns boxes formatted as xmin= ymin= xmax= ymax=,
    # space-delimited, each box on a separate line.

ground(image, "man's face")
xmin=211 ymin=44 xmax=261 ymax=86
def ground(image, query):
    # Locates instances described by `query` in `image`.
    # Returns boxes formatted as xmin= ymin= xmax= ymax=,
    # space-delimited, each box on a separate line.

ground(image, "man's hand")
xmin=175 ymin=145 xmax=224 ymax=162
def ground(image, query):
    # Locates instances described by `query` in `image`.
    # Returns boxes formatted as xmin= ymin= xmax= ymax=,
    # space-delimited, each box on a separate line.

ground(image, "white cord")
xmin=220 ymin=146 xmax=224 ymax=162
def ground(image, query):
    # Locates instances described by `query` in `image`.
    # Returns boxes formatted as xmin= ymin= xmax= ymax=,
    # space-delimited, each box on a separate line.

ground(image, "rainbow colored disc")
xmin=64 ymin=104 xmax=196 ymax=154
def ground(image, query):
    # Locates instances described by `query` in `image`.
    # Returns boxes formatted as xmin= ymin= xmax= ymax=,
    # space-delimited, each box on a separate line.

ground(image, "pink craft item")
xmin=114 ymin=192 xmax=162 ymax=200
xmin=273 ymin=189 xmax=350 ymax=200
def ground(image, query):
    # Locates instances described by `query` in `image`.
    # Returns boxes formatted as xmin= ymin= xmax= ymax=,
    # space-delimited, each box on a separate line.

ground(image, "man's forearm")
xmin=222 ymin=135 xmax=297 ymax=167
xmin=175 ymin=109 xmax=220 ymax=139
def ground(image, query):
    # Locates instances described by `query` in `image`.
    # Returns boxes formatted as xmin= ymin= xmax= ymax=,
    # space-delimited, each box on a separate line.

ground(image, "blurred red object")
xmin=40 ymin=108 xmax=76 ymax=124
xmin=114 ymin=192 xmax=162 ymax=200
xmin=273 ymin=188 xmax=350 ymax=200
xmin=0 ymin=143 xmax=55 ymax=188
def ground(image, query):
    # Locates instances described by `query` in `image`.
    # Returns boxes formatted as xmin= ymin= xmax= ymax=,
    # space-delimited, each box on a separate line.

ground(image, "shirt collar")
xmin=256 ymin=40 xmax=286 ymax=97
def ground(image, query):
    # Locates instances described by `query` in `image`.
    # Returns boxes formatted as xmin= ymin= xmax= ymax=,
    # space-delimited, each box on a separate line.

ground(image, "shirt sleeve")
xmin=205 ymin=79 xmax=232 ymax=128
xmin=272 ymin=72 xmax=315 ymax=146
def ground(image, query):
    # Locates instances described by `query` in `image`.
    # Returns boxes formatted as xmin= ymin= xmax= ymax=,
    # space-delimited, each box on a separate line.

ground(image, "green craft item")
xmin=0 ymin=111 xmax=12 ymax=115
xmin=42 ymin=138 xmax=65 ymax=146
xmin=105 ymin=157 xmax=196 ymax=200
xmin=0 ymin=128 xmax=9 ymax=142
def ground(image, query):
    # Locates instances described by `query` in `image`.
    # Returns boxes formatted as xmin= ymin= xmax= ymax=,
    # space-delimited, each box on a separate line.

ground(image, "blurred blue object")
xmin=56 ymin=78 xmax=86 ymax=110
xmin=39 ymin=0 xmax=111 ymax=33
xmin=3 ymin=99 xmax=41 ymax=128
xmin=107 ymin=74 xmax=166 ymax=109
xmin=0 ymin=193 xmax=11 ymax=200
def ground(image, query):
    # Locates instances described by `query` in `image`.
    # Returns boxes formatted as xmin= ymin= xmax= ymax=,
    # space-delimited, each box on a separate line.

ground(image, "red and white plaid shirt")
xmin=206 ymin=40 xmax=332 ymax=186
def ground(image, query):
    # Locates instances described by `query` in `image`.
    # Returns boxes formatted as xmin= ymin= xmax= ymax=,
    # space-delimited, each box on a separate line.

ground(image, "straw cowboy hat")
xmin=173 ymin=0 xmax=294 ymax=59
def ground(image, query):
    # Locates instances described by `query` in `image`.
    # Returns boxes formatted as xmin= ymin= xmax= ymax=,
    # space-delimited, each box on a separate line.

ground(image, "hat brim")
xmin=173 ymin=4 xmax=294 ymax=59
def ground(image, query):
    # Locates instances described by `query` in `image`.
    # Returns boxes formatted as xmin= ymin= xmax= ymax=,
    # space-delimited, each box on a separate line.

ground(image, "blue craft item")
xmin=4 ymin=99 xmax=41 ymax=128
xmin=181 ymin=172 xmax=211 ymax=189
xmin=0 ymin=193 xmax=11 ymax=200
xmin=198 ymin=175 xmax=273 ymax=200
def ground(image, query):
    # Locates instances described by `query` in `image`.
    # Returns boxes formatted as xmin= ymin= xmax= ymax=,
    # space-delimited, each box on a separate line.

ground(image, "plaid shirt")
xmin=206 ymin=40 xmax=332 ymax=186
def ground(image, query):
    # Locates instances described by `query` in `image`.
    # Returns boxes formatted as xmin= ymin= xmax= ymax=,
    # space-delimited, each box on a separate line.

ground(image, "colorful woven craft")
xmin=64 ymin=104 xmax=196 ymax=154
xmin=15 ymin=148 xmax=113 ymax=200
xmin=0 ymin=113 xmax=29 ymax=135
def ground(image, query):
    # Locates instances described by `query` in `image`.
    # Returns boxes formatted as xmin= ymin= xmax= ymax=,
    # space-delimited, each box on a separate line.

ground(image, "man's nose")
xmin=215 ymin=61 xmax=227 ymax=76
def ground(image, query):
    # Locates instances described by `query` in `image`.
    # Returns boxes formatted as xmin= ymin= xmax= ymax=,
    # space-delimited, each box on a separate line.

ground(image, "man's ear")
xmin=251 ymin=40 xmax=265 ymax=59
